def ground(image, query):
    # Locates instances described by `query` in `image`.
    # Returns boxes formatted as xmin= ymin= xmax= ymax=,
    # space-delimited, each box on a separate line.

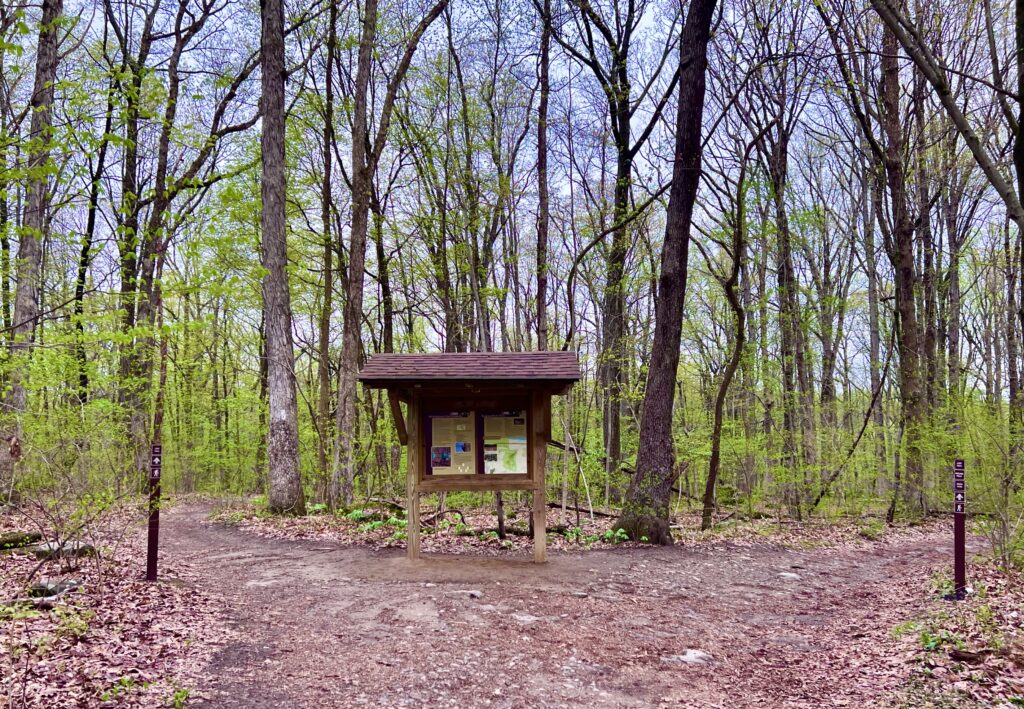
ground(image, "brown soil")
xmin=162 ymin=504 xmax=964 ymax=708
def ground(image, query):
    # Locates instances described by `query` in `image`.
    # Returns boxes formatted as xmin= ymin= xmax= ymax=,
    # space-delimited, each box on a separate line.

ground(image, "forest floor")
xmin=3 ymin=500 xmax=1023 ymax=708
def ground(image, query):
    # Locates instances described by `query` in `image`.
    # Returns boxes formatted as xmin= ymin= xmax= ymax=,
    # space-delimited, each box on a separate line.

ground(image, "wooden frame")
xmin=398 ymin=385 xmax=551 ymax=562
xmin=360 ymin=353 xmax=578 ymax=565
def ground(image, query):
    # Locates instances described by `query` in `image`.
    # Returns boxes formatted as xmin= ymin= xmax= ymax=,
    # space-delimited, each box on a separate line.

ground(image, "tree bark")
xmin=879 ymin=22 xmax=926 ymax=516
xmin=702 ymin=134 xmax=762 ymax=531
xmin=536 ymin=0 xmax=551 ymax=352
xmin=0 ymin=0 xmax=63 ymax=499
xmin=616 ymin=0 xmax=717 ymax=544
xmin=317 ymin=0 xmax=337 ymax=492
xmin=261 ymin=0 xmax=304 ymax=514
xmin=332 ymin=0 xmax=449 ymax=507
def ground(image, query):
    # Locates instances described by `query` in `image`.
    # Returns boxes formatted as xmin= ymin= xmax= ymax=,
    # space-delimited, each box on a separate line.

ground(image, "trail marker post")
xmin=147 ymin=444 xmax=161 ymax=582
xmin=953 ymin=458 xmax=966 ymax=600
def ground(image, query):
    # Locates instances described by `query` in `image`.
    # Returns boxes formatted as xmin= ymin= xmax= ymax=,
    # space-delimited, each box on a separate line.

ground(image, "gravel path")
xmin=162 ymin=504 xmax=961 ymax=708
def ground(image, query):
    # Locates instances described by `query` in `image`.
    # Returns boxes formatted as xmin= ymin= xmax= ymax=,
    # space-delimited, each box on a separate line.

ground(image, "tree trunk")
xmin=317 ymin=0 xmax=337 ymax=493
xmin=261 ymin=0 xmax=304 ymax=514
xmin=333 ymin=0 xmax=449 ymax=507
xmin=0 ymin=0 xmax=63 ymax=499
xmin=702 ymin=137 xmax=759 ymax=531
xmin=536 ymin=0 xmax=551 ymax=352
xmin=880 ymin=23 xmax=926 ymax=516
xmin=616 ymin=0 xmax=717 ymax=544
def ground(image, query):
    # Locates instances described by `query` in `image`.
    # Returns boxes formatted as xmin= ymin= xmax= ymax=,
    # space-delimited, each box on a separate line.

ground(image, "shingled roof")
xmin=358 ymin=351 xmax=581 ymax=389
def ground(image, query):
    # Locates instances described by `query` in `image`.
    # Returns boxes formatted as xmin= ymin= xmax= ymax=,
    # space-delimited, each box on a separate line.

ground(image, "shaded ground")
xmin=162 ymin=504 xmax=971 ymax=708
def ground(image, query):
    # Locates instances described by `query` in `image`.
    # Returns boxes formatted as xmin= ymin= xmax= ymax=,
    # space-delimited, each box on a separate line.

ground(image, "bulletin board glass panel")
xmin=482 ymin=410 xmax=528 ymax=475
xmin=428 ymin=412 xmax=476 ymax=475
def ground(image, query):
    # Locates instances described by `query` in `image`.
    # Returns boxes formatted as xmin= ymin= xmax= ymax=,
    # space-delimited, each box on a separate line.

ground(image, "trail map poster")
xmin=430 ymin=413 xmax=476 ymax=475
xmin=483 ymin=411 xmax=528 ymax=475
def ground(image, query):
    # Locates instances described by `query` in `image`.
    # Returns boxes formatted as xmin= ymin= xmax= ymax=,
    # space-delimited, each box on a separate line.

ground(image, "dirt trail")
xmin=162 ymin=504 xmax=959 ymax=708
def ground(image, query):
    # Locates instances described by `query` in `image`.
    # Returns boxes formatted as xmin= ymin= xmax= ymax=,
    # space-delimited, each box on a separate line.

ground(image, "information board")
xmin=429 ymin=413 xmax=476 ymax=475
xmin=483 ymin=410 xmax=528 ymax=475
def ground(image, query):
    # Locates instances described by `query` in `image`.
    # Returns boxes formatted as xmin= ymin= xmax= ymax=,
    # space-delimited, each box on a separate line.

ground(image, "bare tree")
xmin=617 ymin=0 xmax=718 ymax=544
xmin=0 ymin=0 xmax=64 ymax=500
xmin=333 ymin=0 xmax=450 ymax=507
xmin=261 ymin=0 xmax=305 ymax=514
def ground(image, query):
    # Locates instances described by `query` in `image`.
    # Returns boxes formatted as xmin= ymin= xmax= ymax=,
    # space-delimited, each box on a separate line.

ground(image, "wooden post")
xmin=147 ymin=444 xmax=162 ymax=581
xmin=532 ymin=392 xmax=548 ymax=563
xmin=953 ymin=459 xmax=966 ymax=599
xmin=406 ymin=394 xmax=421 ymax=559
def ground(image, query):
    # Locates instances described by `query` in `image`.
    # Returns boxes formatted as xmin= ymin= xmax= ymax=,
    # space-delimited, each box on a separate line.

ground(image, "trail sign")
xmin=147 ymin=443 xmax=161 ymax=582
xmin=952 ymin=459 xmax=966 ymax=600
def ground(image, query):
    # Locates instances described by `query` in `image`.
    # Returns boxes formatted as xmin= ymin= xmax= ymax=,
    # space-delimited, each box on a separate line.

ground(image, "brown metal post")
xmin=147 ymin=444 xmax=162 ymax=582
xmin=953 ymin=459 xmax=965 ymax=600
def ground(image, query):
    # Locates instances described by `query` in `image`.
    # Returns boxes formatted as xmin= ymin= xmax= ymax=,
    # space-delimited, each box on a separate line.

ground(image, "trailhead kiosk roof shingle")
xmin=358 ymin=351 xmax=581 ymax=388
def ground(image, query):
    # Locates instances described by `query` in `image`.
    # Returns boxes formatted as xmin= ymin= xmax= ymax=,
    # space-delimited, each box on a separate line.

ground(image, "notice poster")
xmin=430 ymin=413 xmax=476 ymax=475
xmin=483 ymin=411 xmax=528 ymax=475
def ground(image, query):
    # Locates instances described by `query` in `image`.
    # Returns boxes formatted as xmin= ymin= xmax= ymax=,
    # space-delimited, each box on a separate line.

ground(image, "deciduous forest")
xmin=2 ymin=0 xmax=1024 ymax=706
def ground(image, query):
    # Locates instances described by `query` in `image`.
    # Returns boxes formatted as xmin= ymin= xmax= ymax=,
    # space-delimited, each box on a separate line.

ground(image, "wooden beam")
xmin=532 ymin=391 xmax=549 ymax=563
xmin=389 ymin=390 xmax=409 ymax=446
xmin=418 ymin=475 xmax=536 ymax=492
xmin=406 ymin=394 xmax=420 ymax=559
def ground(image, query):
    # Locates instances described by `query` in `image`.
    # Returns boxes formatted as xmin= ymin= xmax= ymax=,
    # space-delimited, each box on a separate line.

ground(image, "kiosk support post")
xmin=407 ymin=396 xmax=421 ymax=560
xmin=532 ymin=392 xmax=549 ymax=563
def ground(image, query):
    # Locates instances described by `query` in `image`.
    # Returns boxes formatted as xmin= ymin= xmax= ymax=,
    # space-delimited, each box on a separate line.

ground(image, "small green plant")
xmin=358 ymin=520 xmax=386 ymax=533
xmin=858 ymin=519 xmax=886 ymax=541
xmin=918 ymin=628 xmax=960 ymax=652
xmin=169 ymin=686 xmax=190 ymax=708
xmin=975 ymin=603 xmax=1004 ymax=648
xmin=54 ymin=606 xmax=94 ymax=641
xmin=388 ymin=530 xmax=407 ymax=541
xmin=100 ymin=676 xmax=138 ymax=701
xmin=344 ymin=509 xmax=369 ymax=521
xmin=0 ymin=603 xmax=42 ymax=623
xmin=307 ymin=502 xmax=328 ymax=515
xmin=929 ymin=570 xmax=955 ymax=598
xmin=602 ymin=528 xmax=629 ymax=544
xmin=890 ymin=620 xmax=920 ymax=639
xmin=562 ymin=526 xmax=584 ymax=543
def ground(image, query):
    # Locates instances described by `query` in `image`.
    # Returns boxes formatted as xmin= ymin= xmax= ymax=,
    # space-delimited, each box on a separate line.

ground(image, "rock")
xmin=0 ymin=531 xmax=42 ymax=549
xmin=29 ymin=577 xmax=81 ymax=598
xmin=33 ymin=541 xmax=96 ymax=560
xmin=512 ymin=613 xmax=541 ymax=624
xmin=777 ymin=572 xmax=801 ymax=582
xmin=661 ymin=649 xmax=714 ymax=665
xmin=445 ymin=589 xmax=483 ymax=600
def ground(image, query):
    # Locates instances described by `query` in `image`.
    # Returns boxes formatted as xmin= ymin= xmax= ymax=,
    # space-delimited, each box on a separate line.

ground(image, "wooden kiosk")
xmin=358 ymin=351 xmax=581 ymax=563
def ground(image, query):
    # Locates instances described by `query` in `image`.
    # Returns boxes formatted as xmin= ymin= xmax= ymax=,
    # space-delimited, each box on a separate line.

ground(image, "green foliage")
xmin=0 ymin=603 xmax=42 ymax=623
xmin=53 ymin=607 xmax=94 ymax=641
xmin=858 ymin=519 xmax=886 ymax=541
xmin=169 ymin=687 xmax=191 ymax=708
xmin=100 ymin=676 xmax=145 ymax=702
xmin=918 ymin=628 xmax=961 ymax=652
xmin=890 ymin=620 xmax=920 ymax=639
xmin=602 ymin=528 xmax=629 ymax=544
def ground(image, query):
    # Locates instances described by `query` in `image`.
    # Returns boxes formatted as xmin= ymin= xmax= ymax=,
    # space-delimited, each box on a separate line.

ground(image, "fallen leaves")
xmin=891 ymin=560 xmax=1024 ymax=707
xmin=0 ymin=503 xmax=229 ymax=709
